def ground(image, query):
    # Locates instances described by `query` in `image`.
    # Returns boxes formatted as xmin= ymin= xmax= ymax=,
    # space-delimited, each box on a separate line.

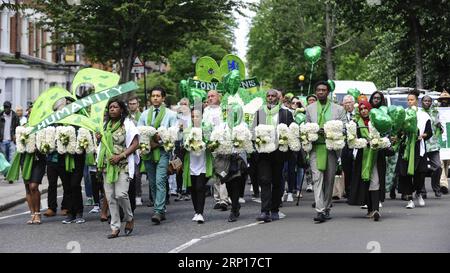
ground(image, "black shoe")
xmin=401 ymin=194 xmax=407 ymax=201
xmin=219 ymin=203 xmax=228 ymax=211
xmin=373 ymin=211 xmax=380 ymax=222
xmin=256 ymin=212 xmax=271 ymax=222
xmin=313 ymin=213 xmax=326 ymax=223
xmin=62 ymin=215 xmax=76 ymax=224
xmin=147 ymin=201 xmax=154 ymax=207
xmin=324 ymin=210 xmax=332 ymax=220
xmin=421 ymin=193 xmax=427 ymax=199
xmin=228 ymin=212 xmax=238 ymax=222
xmin=441 ymin=186 xmax=448 ymax=194
xmin=252 ymin=193 xmax=260 ymax=198
xmin=311 ymin=202 xmax=315 ymax=208
xmin=107 ymin=230 xmax=120 ymax=239
xmin=332 ymin=196 xmax=340 ymax=200
xmin=390 ymin=190 xmax=396 ymax=200
xmin=435 ymin=191 xmax=442 ymax=198
xmin=151 ymin=213 xmax=162 ymax=225
xmin=271 ymin=212 xmax=280 ymax=221
xmin=160 ymin=213 xmax=166 ymax=221
xmin=213 ymin=203 xmax=221 ymax=210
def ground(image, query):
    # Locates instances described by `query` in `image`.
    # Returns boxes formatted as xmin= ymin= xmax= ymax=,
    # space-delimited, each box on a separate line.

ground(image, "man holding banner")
xmin=138 ymin=87 xmax=177 ymax=225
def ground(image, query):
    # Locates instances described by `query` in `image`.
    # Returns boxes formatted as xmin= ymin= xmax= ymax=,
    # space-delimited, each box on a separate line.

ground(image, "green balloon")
xmin=223 ymin=70 xmax=241 ymax=95
xmin=227 ymin=103 xmax=243 ymax=128
xmin=179 ymin=80 xmax=189 ymax=99
xmin=327 ymin=80 xmax=335 ymax=92
xmin=379 ymin=106 xmax=388 ymax=115
xmin=403 ymin=108 xmax=418 ymax=134
xmin=387 ymin=105 xmax=406 ymax=133
xmin=304 ymin=46 xmax=322 ymax=64
xmin=347 ymin=88 xmax=361 ymax=101
xmin=294 ymin=113 xmax=306 ymax=125
xmin=369 ymin=108 xmax=392 ymax=135
xmin=188 ymin=88 xmax=207 ymax=104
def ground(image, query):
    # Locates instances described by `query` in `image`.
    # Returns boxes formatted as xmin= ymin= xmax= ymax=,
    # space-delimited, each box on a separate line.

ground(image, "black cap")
xmin=3 ymin=101 xmax=11 ymax=108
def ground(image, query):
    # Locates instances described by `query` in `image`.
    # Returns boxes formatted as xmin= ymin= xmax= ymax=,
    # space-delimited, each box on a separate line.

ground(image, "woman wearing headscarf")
xmin=369 ymin=91 xmax=386 ymax=109
xmin=97 ymin=99 xmax=139 ymax=238
xmin=395 ymin=90 xmax=432 ymax=209
xmin=348 ymin=101 xmax=393 ymax=221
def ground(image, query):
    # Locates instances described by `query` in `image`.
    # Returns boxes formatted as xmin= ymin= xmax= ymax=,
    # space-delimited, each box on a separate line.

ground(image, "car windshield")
xmin=390 ymin=97 xmax=408 ymax=108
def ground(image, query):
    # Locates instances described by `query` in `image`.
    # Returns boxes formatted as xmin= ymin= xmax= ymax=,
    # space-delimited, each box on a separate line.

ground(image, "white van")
xmin=332 ymin=80 xmax=378 ymax=104
xmin=383 ymin=87 xmax=440 ymax=107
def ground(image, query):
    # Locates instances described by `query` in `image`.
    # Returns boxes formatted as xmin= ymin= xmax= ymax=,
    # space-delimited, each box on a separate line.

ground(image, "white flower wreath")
xmin=158 ymin=126 xmax=179 ymax=152
xmin=16 ymin=126 xmax=36 ymax=153
xmin=138 ymin=126 xmax=156 ymax=155
xmin=75 ymin=128 xmax=95 ymax=154
xmin=37 ymin=126 xmax=56 ymax=154
xmin=184 ymin=127 xmax=206 ymax=156
xmin=346 ymin=121 xmax=368 ymax=149
xmin=254 ymin=124 xmax=276 ymax=153
xmin=231 ymin=124 xmax=254 ymax=154
xmin=324 ymin=120 xmax=345 ymax=150
xmin=299 ymin=122 xmax=320 ymax=152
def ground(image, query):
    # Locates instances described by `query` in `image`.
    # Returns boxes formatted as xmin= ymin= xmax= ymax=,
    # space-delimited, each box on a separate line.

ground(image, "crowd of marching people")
xmin=2 ymin=81 xmax=450 ymax=239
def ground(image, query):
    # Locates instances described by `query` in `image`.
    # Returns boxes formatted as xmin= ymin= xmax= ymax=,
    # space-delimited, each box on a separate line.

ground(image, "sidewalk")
xmin=0 ymin=175 xmax=60 ymax=212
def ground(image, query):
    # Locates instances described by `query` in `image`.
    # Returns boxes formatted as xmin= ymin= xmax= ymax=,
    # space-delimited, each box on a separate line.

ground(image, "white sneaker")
xmin=306 ymin=184 xmax=313 ymax=192
xmin=279 ymin=211 xmax=286 ymax=219
xmin=360 ymin=205 xmax=368 ymax=209
xmin=250 ymin=185 xmax=253 ymax=192
xmin=406 ymin=200 xmax=415 ymax=209
xmin=192 ymin=214 xmax=199 ymax=221
xmin=136 ymin=197 xmax=143 ymax=206
xmin=417 ymin=195 xmax=425 ymax=207
xmin=196 ymin=214 xmax=204 ymax=223
xmin=282 ymin=191 xmax=288 ymax=201
xmin=286 ymin=193 xmax=294 ymax=202
xmin=238 ymin=197 xmax=246 ymax=204
xmin=379 ymin=202 xmax=383 ymax=208
xmin=89 ymin=206 xmax=100 ymax=214
xmin=227 ymin=197 xmax=232 ymax=205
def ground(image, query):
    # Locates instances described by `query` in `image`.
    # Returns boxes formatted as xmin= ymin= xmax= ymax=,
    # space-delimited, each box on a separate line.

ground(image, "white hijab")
xmin=416 ymin=107 xmax=431 ymax=156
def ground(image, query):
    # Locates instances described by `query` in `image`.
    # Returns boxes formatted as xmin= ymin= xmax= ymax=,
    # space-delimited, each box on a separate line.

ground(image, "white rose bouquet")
xmin=277 ymin=124 xmax=290 ymax=152
xmin=209 ymin=126 xmax=232 ymax=155
xmin=254 ymin=124 xmax=276 ymax=153
xmin=346 ymin=121 xmax=368 ymax=149
xmin=184 ymin=127 xmax=206 ymax=156
xmin=56 ymin=126 xmax=77 ymax=154
xmin=288 ymin=123 xmax=301 ymax=151
xmin=138 ymin=126 xmax=156 ymax=155
xmin=36 ymin=126 xmax=56 ymax=154
xmin=158 ymin=126 xmax=179 ymax=152
xmin=368 ymin=121 xmax=391 ymax=150
xmin=324 ymin=120 xmax=345 ymax=150
xmin=231 ymin=124 xmax=254 ymax=154
xmin=299 ymin=122 xmax=320 ymax=152
xmin=75 ymin=128 xmax=95 ymax=154
xmin=15 ymin=126 xmax=36 ymax=153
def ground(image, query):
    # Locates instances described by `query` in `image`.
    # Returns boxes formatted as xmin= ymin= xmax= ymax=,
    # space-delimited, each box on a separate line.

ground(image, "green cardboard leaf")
xmin=98 ymin=83 xmax=107 ymax=89
xmin=94 ymin=106 xmax=102 ymax=113
xmin=100 ymin=75 xmax=109 ymax=79
xmin=83 ymin=76 xmax=92 ymax=81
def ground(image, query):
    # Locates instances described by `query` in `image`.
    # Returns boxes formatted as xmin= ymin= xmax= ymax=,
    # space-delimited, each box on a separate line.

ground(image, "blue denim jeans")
xmin=144 ymin=149 xmax=169 ymax=214
xmin=0 ymin=140 xmax=16 ymax=163
xmin=296 ymin=167 xmax=305 ymax=193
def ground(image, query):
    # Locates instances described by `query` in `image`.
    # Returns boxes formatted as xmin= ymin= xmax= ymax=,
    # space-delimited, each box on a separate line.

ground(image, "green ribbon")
xmin=147 ymin=105 xmax=166 ymax=163
xmin=263 ymin=103 xmax=280 ymax=125
xmin=6 ymin=153 xmax=34 ymax=181
xmin=85 ymin=152 xmax=95 ymax=166
xmin=358 ymin=118 xmax=378 ymax=182
xmin=98 ymin=120 xmax=121 ymax=184
xmin=65 ymin=154 xmax=76 ymax=172
xmin=182 ymin=150 xmax=213 ymax=188
xmin=403 ymin=132 xmax=416 ymax=176
xmin=315 ymin=99 xmax=331 ymax=171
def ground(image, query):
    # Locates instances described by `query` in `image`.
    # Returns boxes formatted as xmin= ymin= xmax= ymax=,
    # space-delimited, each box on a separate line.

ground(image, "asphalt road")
xmin=0 ymin=178 xmax=449 ymax=253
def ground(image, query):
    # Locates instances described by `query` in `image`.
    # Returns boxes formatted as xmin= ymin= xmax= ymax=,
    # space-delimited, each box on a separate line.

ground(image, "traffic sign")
xmin=132 ymin=56 xmax=145 ymax=74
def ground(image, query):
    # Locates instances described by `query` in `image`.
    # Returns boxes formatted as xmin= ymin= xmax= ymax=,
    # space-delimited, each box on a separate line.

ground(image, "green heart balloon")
xmin=179 ymin=80 xmax=189 ymax=99
xmin=219 ymin=54 xmax=246 ymax=80
xmin=227 ymin=103 xmax=243 ymax=128
xmin=294 ymin=113 xmax=306 ymax=125
xmin=369 ymin=108 xmax=392 ymax=135
xmin=379 ymin=106 xmax=388 ymax=115
xmin=403 ymin=108 xmax=418 ymax=134
xmin=347 ymin=88 xmax=361 ymax=101
xmin=327 ymin=80 xmax=335 ymax=92
xmin=195 ymin=56 xmax=221 ymax=82
xmin=188 ymin=88 xmax=207 ymax=104
xmin=304 ymin=46 xmax=322 ymax=64
xmin=223 ymin=70 xmax=241 ymax=95
xmin=388 ymin=105 xmax=406 ymax=133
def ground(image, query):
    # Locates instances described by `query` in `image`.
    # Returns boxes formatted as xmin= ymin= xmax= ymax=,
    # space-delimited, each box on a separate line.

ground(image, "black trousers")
xmin=62 ymin=155 xmax=85 ymax=217
xmin=191 ymin=174 xmax=207 ymax=214
xmin=46 ymin=162 xmax=68 ymax=212
xmin=128 ymin=176 xmax=136 ymax=212
xmin=421 ymin=151 xmax=442 ymax=194
xmin=248 ymin=153 xmax=260 ymax=196
xmin=257 ymin=153 xmax=283 ymax=214
xmin=342 ymin=147 xmax=354 ymax=196
xmin=90 ymin=171 xmax=103 ymax=205
xmin=239 ymin=173 xmax=246 ymax=198
xmin=398 ymin=172 xmax=426 ymax=199
xmin=366 ymin=190 xmax=380 ymax=213
xmin=226 ymin=176 xmax=242 ymax=214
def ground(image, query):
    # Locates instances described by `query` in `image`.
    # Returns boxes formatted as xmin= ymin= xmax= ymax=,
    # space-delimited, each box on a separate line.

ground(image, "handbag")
xmin=167 ymin=154 xmax=183 ymax=175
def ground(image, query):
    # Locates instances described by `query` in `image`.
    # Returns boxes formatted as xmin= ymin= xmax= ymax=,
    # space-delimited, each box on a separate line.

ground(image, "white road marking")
xmin=0 ymin=195 xmax=63 ymax=221
xmin=168 ymin=222 xmax=262 ymax=253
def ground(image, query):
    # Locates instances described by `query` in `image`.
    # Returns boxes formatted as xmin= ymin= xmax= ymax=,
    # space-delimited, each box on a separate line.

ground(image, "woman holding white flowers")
xmin=348 ymin=101 xmax=393 ymax=221
xmin=97 ymin=99 xmax=139 ymax=239
xmin=396 ymin=90 xmax=432 ymax=209
xmin=182 ymin=109 xmax=213 ymax=223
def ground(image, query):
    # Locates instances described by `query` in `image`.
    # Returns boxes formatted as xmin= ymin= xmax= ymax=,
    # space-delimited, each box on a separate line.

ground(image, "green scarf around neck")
xmin=314 ymin=99 xmax=332 ymax=171
xmin=263 ymin=103 xmax=280 ymax=125
xmin=98 ymin=120 xmax=122 ymax=184
xmin=6 ymin=153 xmax=34 ymax=181
xmin=146 ymin=105 xmax=166 ymax=163
xmin=182 ymin=150 xmax=213 ymax=188
xmin=357 ymin=118 xmax=378 ymax=182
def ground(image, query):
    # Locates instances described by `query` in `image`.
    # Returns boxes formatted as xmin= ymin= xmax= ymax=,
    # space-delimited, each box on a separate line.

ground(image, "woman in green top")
xmin=97 ymin=99 xmax=139 ymax=239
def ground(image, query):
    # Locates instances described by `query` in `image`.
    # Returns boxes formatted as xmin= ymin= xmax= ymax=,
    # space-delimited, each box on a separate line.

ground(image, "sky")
xmin=233 ymin=0 xmax=257 ymax=64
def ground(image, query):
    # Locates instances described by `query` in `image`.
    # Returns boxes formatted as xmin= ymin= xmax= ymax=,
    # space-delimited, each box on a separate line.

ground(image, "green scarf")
xmin=130 ymin=111 xmax=141 ymax=124
xmin=403 ymin=132 xmax=416 ymax=176
xmin=6 ymin=153 xmax=34 ymax=181
xmin=358 ymin=118 xmax=378 ymax=182
xmin=263 ymin=103 xmax=280 ymax=125
xmin=146 ymin=105 xmax=166 ymax=163
xmin=65 ymin=154 xmax=75 ymax=172
xmin=182 ymin=150 xmax=213 ymax=188
xmin=98 ymin=120 xmax=122 ymax=184
xmin=85 ymin=152 xmax=95 ymax=166
xmin=314 ymin=99 xmax=331 ymax=171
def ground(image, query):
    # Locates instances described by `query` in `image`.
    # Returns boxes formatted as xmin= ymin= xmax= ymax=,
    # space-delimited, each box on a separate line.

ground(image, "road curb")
xmin=0 ymin=183 xmax=61 ymax=212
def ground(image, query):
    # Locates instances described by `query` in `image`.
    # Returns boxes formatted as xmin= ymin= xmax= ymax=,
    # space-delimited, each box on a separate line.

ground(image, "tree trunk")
xmin=410 ymin=15 xmax=424 ymax=89
xmin=120 ymin=51 xmax=134 ymax=84
xmin=325 ymin=1 xmax=335 ymax=80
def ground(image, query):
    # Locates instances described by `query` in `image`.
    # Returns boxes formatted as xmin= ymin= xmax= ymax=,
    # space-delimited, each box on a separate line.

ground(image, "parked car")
xmin=332 ymin=80 xmax=377 ymax=104
xmin=382 ymin=87 xmax=440 ymax=107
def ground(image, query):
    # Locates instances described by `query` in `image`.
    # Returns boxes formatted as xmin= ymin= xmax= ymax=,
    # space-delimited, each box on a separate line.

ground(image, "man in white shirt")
xmin=15 ymin=106 xmax=27 ymax=126
xmin=203 ymin=90 xmax=229 ymax=211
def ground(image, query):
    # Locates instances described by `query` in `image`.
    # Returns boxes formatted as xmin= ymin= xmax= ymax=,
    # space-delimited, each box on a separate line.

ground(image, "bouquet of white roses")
xmin=36 ymin=126 xmax=56 ymax=154
xmin=209 ymin=126 xmax=232 ymax=155
xmin=231 ymin=124 xmax=254 ymax=154
xmin=184 ymin=127 xmax=206 ymax=156
xmin=345 ymin=121 xmax=368 ymax=149
xmin=254 ymin=124 xmax=276 ymax=153
xmin=277 ymin=124 xmax=290 ymax=152
xmin=288 ymin=123 xmax=301 ymax=151
xmin=138 ymin=126 xmax=156 ymax=155
xmin=15 ymin=126 xmax=36 ymax=153
xmin=56 ymin=126 xmax=77 ymax=154
xmin=324 ymin=120 xmax=345 ymax=150
xmin=75 ymin=128 xmax=95 ymax=154
xmin=368 ymin=121 xmax=391 ymax=150
xmin=157 ymin=126 xmax=179 ymax=152
xmin=299 ymin=122 xmax=320 ymax=152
